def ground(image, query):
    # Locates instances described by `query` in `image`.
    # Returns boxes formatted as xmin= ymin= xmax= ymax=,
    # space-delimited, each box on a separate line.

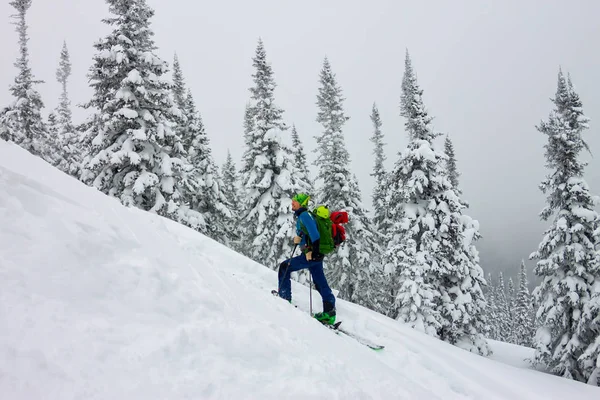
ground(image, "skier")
xmin=277 ymin=193 xmax=337 ymax=325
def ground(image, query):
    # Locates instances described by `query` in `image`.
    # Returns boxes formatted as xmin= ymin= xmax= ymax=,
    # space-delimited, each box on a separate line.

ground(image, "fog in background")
xmin=1 ymin=0 xmax=599 ymax=287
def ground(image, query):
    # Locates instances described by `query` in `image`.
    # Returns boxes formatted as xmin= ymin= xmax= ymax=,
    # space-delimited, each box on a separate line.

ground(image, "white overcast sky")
xmin=1 ymin=0 xmax=599 ymax=281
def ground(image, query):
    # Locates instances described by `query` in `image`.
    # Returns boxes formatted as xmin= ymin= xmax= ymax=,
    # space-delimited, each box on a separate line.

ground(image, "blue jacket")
xmin=295 ymin=207 xmax=320 ymax=247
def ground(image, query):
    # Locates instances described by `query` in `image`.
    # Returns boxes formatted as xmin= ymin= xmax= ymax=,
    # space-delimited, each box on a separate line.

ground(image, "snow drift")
xmin=1 ymin=140 xmax=598 ymax=399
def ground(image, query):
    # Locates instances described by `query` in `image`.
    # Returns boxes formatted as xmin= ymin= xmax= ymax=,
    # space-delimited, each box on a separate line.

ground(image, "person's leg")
xmin=277 ymin=254 xmax=311 ymax=301
xmin=308 ymin=260 xmax=336 ymax=313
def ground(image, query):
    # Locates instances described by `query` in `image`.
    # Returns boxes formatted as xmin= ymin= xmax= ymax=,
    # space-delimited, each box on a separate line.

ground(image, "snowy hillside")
xmin=1 ymin=140 xmax=598 ymax=399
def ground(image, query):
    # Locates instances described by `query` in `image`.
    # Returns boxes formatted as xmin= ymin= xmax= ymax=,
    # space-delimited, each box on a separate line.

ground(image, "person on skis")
xmin=277 ymin=193 xmax=337 ymax=325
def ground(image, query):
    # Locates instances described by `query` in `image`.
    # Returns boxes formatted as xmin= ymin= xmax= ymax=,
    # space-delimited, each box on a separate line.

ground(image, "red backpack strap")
xmin=338 ymin=225 xmax=346 ymax=240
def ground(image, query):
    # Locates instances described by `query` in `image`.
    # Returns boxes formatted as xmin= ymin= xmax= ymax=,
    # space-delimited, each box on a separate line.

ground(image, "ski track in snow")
xmin=1 ymin=141 xmax=599 ymax=399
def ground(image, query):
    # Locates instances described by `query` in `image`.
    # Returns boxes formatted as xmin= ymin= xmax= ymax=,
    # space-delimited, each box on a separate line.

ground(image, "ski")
xmin=319 ymin=320 xmax=385 ymax=351
xmin=336 ymin=326 xmax=385 ymax=351
xmin=270 ymin=290 xmax=384 ymax=351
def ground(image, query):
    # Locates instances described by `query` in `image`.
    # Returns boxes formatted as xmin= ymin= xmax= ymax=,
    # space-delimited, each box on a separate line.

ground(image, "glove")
xmin=293 ymin=235 xmax=302 ymax=244
xmin=306 ymin=239 xmax=324 ymax=262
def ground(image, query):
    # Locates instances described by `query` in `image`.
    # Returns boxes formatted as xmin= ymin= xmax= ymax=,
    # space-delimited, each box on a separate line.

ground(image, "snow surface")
xmin=1 ymin=140 xmax=599 ymax=399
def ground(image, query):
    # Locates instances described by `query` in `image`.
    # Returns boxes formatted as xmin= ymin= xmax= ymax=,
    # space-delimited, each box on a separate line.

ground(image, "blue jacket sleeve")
xmin=299 ymin=211 xmax=320 ymax=243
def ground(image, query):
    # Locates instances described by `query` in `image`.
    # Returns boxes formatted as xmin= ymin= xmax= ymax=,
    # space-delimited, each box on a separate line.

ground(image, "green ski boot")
xmin=314 ymin=310 xmax=336 ymax=325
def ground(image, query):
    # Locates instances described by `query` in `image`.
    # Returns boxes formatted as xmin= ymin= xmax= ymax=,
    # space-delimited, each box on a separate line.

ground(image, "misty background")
xmin=1 ymin=0 xmax=599 ymax=286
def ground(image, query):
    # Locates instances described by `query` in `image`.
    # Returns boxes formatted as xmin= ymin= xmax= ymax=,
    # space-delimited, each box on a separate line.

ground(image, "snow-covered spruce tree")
xmin=171 ymin=53 xmax=187 ymax=113
xmin=290 ymin=124 xmax=312 ymax=193
xmin=314 ymin=56 xmax=380 ymax=304
xmin=507 ymin=276 xmax=516 ymax=343
xmin=383 ymin=50 xmax=442 ymax=333
xmin=240 ymin=102 xmax=256 ymax=176
xmin=515 ymin=260 xmax=535 ymax=347
xmin=370 ymin=102 xmax=391 ymax=235
xmin=170 ymin=56 xmax=233 ymax=243
xmin=239 ymin=39 xmax=299 ymax=268
xmin=435 ymin=171 xmax=487 ymax=352
xmin=347 ymin=172 xmax=389 ymax=312
xmin=385 ymin=50 xmax=489 ymax=354
xmin=580 ymin=278 xmax=600 ymax=386
xmin=44 ymin=112 xmax=65 ymax=167
xmin=530 ymin=69 xmax=600 ymax=383
xmin=567 ymin=73 xmax=600 ymax=386
xmin=581 ymin=214 xmax=600 ymax=385
xmin=79 ymin=0 xmax=188 ymax=220
xmin=0 ymin=0 xmax=49 ymax=158
xmin=444 ymin=135 xmax=461 ymax=193
xmin=366 ymin=103 xmax=394 ymax=313
xmin=183 ymin=89 xmax=233 ymax=243
xmin=221 ymin=150 xmax=242 ymax=250
xmin=221 ymin=150 xmax=240 ymax=210
xmin=53 ymin=41 xmax=81 ymax=177
xmin=495 ymin=272 xmax=511 ymax=342
xmin=484 ymin=272 xmax=499 ymax=340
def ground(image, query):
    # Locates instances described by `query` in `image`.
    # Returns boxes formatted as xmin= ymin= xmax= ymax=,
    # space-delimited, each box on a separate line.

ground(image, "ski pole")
xmin=309 ymin=273 xmax=313 ymax=316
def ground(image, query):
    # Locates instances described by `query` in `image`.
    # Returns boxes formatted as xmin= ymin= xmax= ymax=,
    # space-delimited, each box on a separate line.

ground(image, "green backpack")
xmin=308 ymin=205 xmax=336 ymax=254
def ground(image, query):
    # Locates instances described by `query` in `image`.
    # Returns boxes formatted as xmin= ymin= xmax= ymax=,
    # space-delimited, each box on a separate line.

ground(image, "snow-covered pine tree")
xmin=530 ymin=69 xmax=600 ymax=383
xmin=580 ymin=278 xmax=600 ymax=386
xmin=0 ymin=0 xmax=49 ymax=158
xmin=580 ymin=214 xmax=600 ymax=385
xmin=290 ymin=124 xmax=312 ymax=193
xmin=347 ymin=173 xmax=388 ymax=311
xmin=221 ymin=150 xmax=242 ymax=250
xmin=79 ymin=0 xmax=187 ymax=220
xmin=171 ymin=53 xmax=187 ymax=113
xmin=314 ymin=56 xmax=380 ymax=304
xmin=495 ymin=272 xmax=511 ymax=342
xmin=436 ymin=202 xmax=488 ymax=354
xmin=184 ymin=89 xmax=233 ymax=243
xmin=170 ymin=55 xmax=233 ymax=243
xmin=53 ymin=41 xmax=81 ymax=177
xmin=314 ymin=56 xmax=349 ymax=209
xmin=44 ymin=112 xmax=65 ymax=167
xmin=163 ymin=53 xmax=206 ymax=230
xmin=240 ymin=103 xmax=256 ymax=176
xmin=390 ymin=236 xmax=440 ymax=335
xmin=47 ymin=113 xmax=58 ymax=135
xmin=507 ymin=276 xmax=516 ymax=343
xmin=239 ymin=39 xmax=299 ymax=268
xmin=367 ymin=103 xmax=395 ymax=313
xmin=444 ymin=135 xmax=461 ymax=193
xmin=385 ymin=50 xmax=489 ymax=354
xmin=370 ymin=102 xmax=390 ymax=233
xmin=514 ymin=260 xmax=535 ymax=347
xmin=221 ymin=150 xmax=240 ymax=210
xmin=383 ymin=50 xmax=444 ymax=334
xmin=484 ymin=272 xmax=499 ymax=340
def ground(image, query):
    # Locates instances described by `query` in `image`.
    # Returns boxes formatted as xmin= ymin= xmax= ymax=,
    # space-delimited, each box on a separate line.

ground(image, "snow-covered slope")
xmin=1 ymin=140 xmax=598 ymax=399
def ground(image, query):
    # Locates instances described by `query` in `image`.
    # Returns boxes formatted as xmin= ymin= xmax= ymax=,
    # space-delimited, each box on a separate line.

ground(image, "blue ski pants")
xmin=278 ymin=254 xmax=336 ymax=312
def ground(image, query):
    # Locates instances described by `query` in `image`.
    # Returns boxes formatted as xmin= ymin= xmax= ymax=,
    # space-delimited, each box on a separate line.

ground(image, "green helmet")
xmin=292 ymin=193 xmax=310 ymax=207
